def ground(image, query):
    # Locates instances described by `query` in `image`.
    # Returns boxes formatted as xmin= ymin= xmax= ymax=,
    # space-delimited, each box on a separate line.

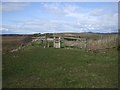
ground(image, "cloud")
xmin=41 ymin=3 xmax=117 ymax=28
xmin=1 ymin=2 xmax=30 ymax=12
xmin=0 ymin=27 xmax=8 ymax=31
xmin=1 ymin=2 xmax=118 ymax=34
xmin=41 ymin=2 xmax=79 ymax=15
xmin=1 ymin=19 xmax=86 ymax=34
xmin=2 ymin=15 xmax=118 ymax=34
xmin=2 ymin=0 xmax=120 ymax=2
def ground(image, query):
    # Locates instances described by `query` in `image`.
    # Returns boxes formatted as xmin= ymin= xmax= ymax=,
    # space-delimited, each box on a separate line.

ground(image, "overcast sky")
xmin=1 ymin=2 xmax=118 ymax=34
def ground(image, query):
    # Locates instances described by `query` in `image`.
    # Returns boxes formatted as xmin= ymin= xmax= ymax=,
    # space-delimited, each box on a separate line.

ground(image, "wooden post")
xmin=85 ymin=38 xmax=88 ymax=50
xmin=59 ymin=37 xmax=60 ymax=48
xmin=53 ymin=36 xmax=55 ymax=48
xmin=45 ymin=33 xmax=47 ymax=48
xmin=47 ymin=42 xmax=49 ymax=48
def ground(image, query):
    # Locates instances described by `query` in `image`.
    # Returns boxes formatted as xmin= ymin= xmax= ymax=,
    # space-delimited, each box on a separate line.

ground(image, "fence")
xmin=63 ymin=34 xmax=118 ymax=50
xmin=32 ymin=34 xmax=118 ymax=50
xmin=86 ymin=34 xmax=118 ymax=50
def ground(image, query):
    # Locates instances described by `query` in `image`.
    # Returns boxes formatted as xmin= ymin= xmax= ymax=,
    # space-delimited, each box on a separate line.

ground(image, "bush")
xmin=31 ymin=42 xmax=41 ymax=46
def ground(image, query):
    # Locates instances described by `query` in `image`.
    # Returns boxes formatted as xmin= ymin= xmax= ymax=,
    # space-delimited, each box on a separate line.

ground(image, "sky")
xmin=0 ymin=2 xmax=118 ymax=34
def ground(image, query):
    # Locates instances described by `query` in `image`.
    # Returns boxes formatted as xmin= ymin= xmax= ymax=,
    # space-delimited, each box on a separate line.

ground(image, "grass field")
xmin=2 ymin=36 xmax=32 ymax=53
xmin=2 ymin=45 xmax=118 ymax=88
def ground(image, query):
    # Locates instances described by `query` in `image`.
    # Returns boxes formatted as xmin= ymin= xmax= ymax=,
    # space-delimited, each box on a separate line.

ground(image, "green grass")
xmin=2 ymin=46 xmax=118 ymax=88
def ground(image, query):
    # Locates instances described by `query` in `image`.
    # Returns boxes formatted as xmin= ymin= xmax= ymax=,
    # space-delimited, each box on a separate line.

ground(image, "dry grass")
xmin=2 ymin=36 xmax=32 ymax=53
xmin=87 ymin=34 xmax=118 ymax=51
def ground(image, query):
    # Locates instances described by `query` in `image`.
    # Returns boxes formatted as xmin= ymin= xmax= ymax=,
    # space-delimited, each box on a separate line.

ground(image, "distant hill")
xmin=1 ymin=32 xmax=118 ymax=37
xmin=1 ymin=34 xmax=33 ymax=36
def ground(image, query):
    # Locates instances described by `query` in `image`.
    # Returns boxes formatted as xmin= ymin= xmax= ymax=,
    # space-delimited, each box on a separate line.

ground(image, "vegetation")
xmin=2 ymin=46 xmax=118 ymax=88
xmin=2 ymin=36 xmax=32 ymax=53
xmin=2 ymin=34 xmax=118 ymax=88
